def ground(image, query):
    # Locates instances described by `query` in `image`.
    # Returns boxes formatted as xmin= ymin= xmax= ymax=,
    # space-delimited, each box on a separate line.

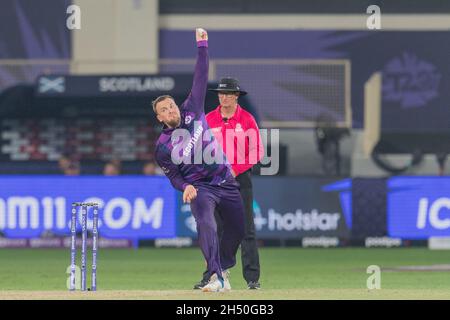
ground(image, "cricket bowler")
xmin=153 ymin=28 xmax=245 ymax=292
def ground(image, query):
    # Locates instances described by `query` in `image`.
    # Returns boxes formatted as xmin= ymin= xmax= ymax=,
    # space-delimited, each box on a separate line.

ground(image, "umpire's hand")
xmin=183 ymin=185 xmax=198 ymax=203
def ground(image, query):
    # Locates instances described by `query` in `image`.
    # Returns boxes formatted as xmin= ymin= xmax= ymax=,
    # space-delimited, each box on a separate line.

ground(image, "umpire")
xmin=194 ymin=77 xmax=263 ymax=290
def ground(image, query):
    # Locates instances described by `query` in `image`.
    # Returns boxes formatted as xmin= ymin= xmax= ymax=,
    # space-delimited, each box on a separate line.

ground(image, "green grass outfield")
xmin=0 ymin=247 xmax=450 ymax=299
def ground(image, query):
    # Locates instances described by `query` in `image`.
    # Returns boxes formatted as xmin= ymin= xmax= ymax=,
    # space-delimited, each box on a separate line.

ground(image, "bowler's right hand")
xmin=196 ymin=28 xmax=208 ymax=42
xmin=183 ymin=185 xmax=198 ymax=203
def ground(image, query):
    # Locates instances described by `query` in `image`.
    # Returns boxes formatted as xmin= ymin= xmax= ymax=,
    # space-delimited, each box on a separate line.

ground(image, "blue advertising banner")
xmin=0 ymin=176 xmax=177 ymax=239
xmin=252 ymin=177 xmax=350 ymax=239
xmin=388 ymin=177 xmax=450 ymax=239
xmin=8 ymin=175 xmax=450 ymax=241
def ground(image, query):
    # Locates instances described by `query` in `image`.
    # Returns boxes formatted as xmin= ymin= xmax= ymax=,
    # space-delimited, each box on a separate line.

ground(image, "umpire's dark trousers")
xmin=203 ymin=169 xmax=260 ymax=283
xmin=235 ymin=170 xmax=260 ymax=283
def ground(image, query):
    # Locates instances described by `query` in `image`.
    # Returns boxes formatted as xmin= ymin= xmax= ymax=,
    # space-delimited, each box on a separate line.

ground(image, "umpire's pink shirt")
xmin=206 ymin=104 xmax=264 ymax=176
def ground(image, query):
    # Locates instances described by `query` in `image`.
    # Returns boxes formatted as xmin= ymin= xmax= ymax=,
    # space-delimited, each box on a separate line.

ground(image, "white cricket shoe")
xmin=202 ymin=271 xmax=231 ymax=292
xmin=201 ymin=276 xmax=225 ymax=292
